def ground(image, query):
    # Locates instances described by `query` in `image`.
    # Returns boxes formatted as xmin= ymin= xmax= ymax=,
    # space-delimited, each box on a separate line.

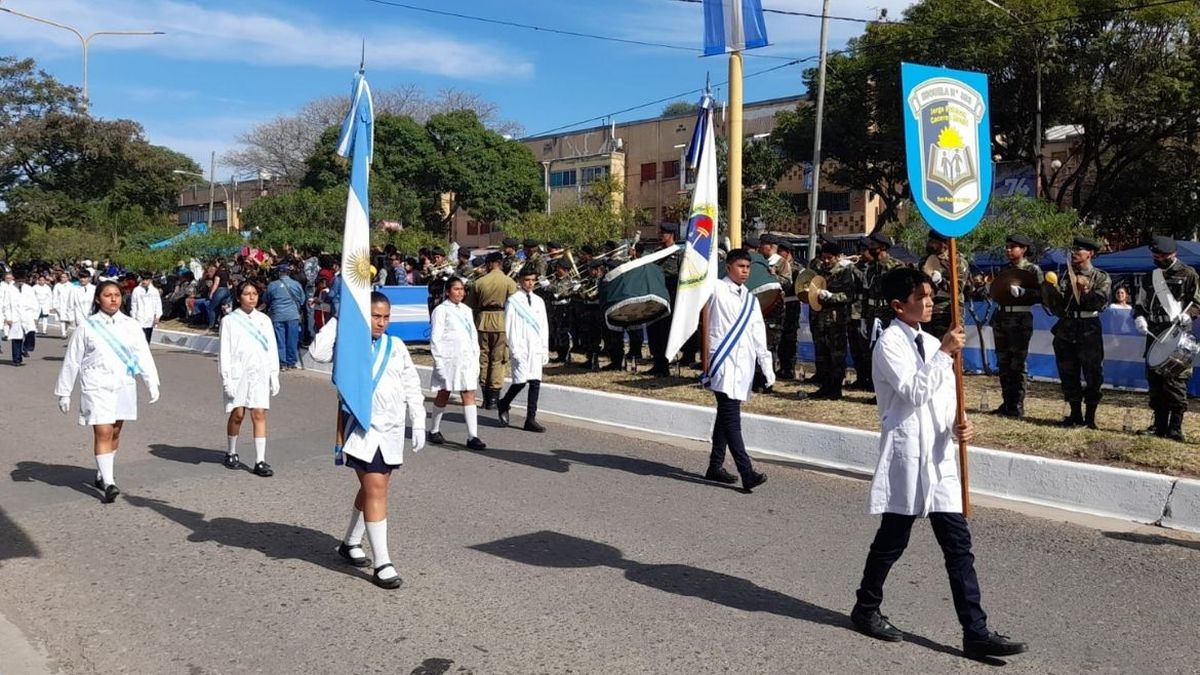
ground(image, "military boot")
xmin=1138 ymin=410 xmax=1168 ymax=437
xmin=1059 ymin=402 xmax=1084 ymax=427
xmin=991 ymin=391 xmax=1012 ymax=417
xmin=1011 ymin=392 xmax=1025 ymax=419
xmin=1166 ymin=411 xmax=1186 ymax=442
xmin=481 ymin=388 xmax=496 ymax=410
xmin=1084 ymin=403 xmax=1099 ymax=430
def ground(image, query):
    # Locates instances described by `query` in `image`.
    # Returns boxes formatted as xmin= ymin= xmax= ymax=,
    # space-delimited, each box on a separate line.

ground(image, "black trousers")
xmin=855 ymin=512 xmax=989 ymax=640
xmin=10 ymin=331 xmax=34 ymax=364
xmin=709 ymin=392 xmax=754 ymax=479
xmin=499 ymin=380 xmax=541 ymax=419
xmin=647 ymin=316 xmax=670 ymax=370
xmin=143 ymin=327 xmax=155 ymax=343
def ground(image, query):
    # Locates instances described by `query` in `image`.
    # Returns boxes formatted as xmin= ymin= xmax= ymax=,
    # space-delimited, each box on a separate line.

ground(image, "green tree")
xmin=890 ymin=196 xmax=1086 ymax=258
xmin=661 ymin=101 xmax=699 ymax=117
xmin=240 ymin=187 xmax=347 ymax=252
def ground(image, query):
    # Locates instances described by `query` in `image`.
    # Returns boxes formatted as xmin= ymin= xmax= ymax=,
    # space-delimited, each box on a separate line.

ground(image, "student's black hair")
xmin=518 ymin=264 xmax=539 ymax=279
xmin=725 ymin=247 xmax=752 ymax=265
xmin=233 ymin=280 xmax=262 ymax=309
xmin=445 ymin=276 xmax=466 ymax=293
xmin=370 ymin=291 xmax=390 ymax=306
xmin=881 ymin=267 xmax=933 ymax=306
xmin=91 ymin=280 xmax=125 ymax=315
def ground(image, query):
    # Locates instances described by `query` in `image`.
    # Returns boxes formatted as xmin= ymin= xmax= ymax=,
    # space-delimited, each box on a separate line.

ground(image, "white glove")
xmin=930 ymin=271 xmax=943 ymax=285
xmin=571 ymin=281 xmax=581 ymax=291
xmin=1178 ymin=313 xmax=1193 ymax=329
xmin=411 ymin=429 xmax=426 ymax=453
xmin=148 ymin=386 xmax=160 ymax=404
xmin=838 ymin=258 xmax=852 ymax=268
xmin=58 ymin=396 xmax=70 ymax=414
xmin=818 ymin=289 xmax=833 ymax=301
xmin=1134 ymin=316 xmax=1150 ymax=336
xmin=541 ymin=353 xmax=550 ymax=365
xmin=1010 ymin=284 xmax=1025 ymax=298
xmin=539 ymin=279 xmax=550 ymax=288
xmin=270 ymin=375 xmax=280 ymax=396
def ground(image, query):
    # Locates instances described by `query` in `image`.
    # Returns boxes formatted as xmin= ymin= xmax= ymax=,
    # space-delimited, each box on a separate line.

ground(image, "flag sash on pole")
xmin=702 ymin=0 xmax=769 ymax=56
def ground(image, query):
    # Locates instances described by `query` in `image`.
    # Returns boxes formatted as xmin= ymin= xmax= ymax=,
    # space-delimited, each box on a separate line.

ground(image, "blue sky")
xmin=1 ymin=0 xmax=914 ymax=176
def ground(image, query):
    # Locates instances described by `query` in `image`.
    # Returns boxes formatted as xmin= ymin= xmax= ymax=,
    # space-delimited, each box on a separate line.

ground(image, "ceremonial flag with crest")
xmin=333 ymin=69 xmax=377 ymax=430
xmin=702 ymin=0 xmax=769 ymax=56
xmin=666 ymin=95 xmax=719 ymax=357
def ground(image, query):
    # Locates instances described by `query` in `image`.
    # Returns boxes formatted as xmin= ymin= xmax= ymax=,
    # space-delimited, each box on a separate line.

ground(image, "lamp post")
xmin=541 ymin=160 xmax=552 ymax=214
xmin=983 ymin=0 xmax=1042 ymax=198
xmin=175 ymin=156 xmax=231 ymax=233
xmin=0 ymin=3 xmax=163 ymax=110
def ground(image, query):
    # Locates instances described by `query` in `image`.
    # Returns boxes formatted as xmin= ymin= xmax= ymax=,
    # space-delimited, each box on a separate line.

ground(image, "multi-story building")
xmin=176 ymin=174 xmax=279 ymax=232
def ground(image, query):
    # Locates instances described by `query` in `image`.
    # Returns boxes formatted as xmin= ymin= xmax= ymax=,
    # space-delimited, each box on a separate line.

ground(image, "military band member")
xmin=864 ymin=233 xmax=905 ymax=336
xmin=1042 ymin=236 xmax=1110 ymax=428
xmin=924 ymin=231 xmax=968 ymax=340
xmin=575 ymin=260 xmax=606 ymax=369
xmin=847 ymin=237 xmax=875 ymax=391
xmin=454 ymin=247 xmax=473 ymax=279
xmin=545 ymin=259 xmax=576 ymax=364
xmin=471 ymin=252 xmax=517 ymax=409
xmin=501 ymin=237 xmax=521 ymax=275
xmin=647 ymin=222 xmax=681 ymax=376
xmin=1133 ymin=236 xmax=1200 ymax=441
xmin=424 ymin=247 xmax=452 ymax=313
xmin=522 ymin=239 xmax=546 ymax=278
xmin=809 ymin=242 xmax=857 ymax=400
xmin=776 ymin=241 xmax=801 ymax=380
xmin=990 ymin=234 xmax=1042 ymax=418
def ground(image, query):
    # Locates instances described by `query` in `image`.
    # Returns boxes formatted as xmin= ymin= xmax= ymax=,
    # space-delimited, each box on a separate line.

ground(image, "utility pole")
xmin=806 ymin=0 xmax=832 ymax=262
xmin=208 ymin=151 xmax=216 ymax=231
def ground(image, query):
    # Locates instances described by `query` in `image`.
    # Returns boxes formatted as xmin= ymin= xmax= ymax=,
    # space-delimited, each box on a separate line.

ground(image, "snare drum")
xmin=1147 ymin=324 xmax=1200 ymax=378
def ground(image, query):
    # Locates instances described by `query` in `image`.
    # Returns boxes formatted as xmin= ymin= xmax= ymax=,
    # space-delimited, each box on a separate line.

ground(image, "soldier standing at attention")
xmin=522 ymin=239 xmax=546 ymax=278
xmin=471 ymin=252 xmax=517 ymax=410
xmin=501 ymin=238 xmax=521 ymax=275
xmin=924 ymin=231 xmax=968 ymax=340
xmin=989 ymin=234 xmax=1041 ymax=419
xmin=545 ymin=259 xmax=575 ymax=364
xmin=576 ymin=260 xmax=606 ymax=369
xmin=809 ymin=242 xmax=857 ymax=400
xmin=1133 ymin=236 xmax=1200 ymax=441
xmin=864 ymin=233 xmax=905 ymax=337
xmin=1041 ymin=236 xmax=1110 ymax=428
xmin=776 ymin=241 xmax=801 ymax=382
xmin=646 ymin=223 xmax=681 ymax=376
xmin=454 ymin=247 xmax=473 ymax=279
xmin=847 ymin=237 xmax=875 ymax=391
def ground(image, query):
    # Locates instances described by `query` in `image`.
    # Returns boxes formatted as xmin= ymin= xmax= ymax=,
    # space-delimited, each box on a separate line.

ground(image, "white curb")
xmin=153 ymin=329 xmax=1199 ymax=534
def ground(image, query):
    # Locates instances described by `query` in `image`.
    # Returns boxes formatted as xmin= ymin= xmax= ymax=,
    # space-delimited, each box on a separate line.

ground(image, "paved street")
xmin=2 ymin=336 xmax=1199 ymax=674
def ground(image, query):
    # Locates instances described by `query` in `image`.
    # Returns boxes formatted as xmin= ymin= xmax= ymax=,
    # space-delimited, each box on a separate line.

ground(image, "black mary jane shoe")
xmin=372 ymin=563 xmax=403 ymax=590
xmin=337 ymin=542 xmax=372 ymax=568
xmin=223 ymin=453 xmax=241 ymax=470
xmin=252 ymin=461 xmax=274 ymax=477
xmin=102 ymin=484 xmax=121 ymax=504
xmin=465 ymin=437 xmax=488 ymax=451
xmin=93 ymin=476 xmax=104 ymax=490
xmin=497 ymin=401 xmax=510 ymax=427
xmin=427 ymin=431 xmax=446 ymax=445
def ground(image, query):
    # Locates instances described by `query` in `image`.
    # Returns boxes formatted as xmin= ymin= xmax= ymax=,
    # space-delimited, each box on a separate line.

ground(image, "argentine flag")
xmin=703 ymin=0 xmax=769 ymax=56
xmin=665 ymin=95 xmax=719 ymax=358
xmin=333 ymin=69 xmax=377 ymax=430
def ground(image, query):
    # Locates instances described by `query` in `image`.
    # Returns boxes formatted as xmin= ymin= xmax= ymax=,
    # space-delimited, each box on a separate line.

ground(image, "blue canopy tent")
xmin=1094 ymin=241 xmax=1200 ymax=274
xmin=149 ymin=222 xmax=208 ymax=250
xmin=972 ymin=248 xmax=1068 ymax=273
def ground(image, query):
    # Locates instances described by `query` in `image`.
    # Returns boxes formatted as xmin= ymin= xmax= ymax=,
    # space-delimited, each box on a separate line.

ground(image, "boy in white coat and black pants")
xmin=701 ymin=249 xmax=771 ymax=493
xmin=850 ymin=267 xmax=1026 ymax=660
xmin=497 ymin=265 xmax=550 ymax=432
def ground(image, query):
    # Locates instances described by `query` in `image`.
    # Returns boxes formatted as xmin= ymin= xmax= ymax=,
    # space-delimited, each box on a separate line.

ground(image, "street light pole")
xmin=0 ymin=4 xmax=163 ymax=110
xmin=983 ymin=0 xmax=1042 ymax=197
xmin=807 ymin=0 xmax=831 ymax=262
xmin=174 ymin=161 xmax=231 ymax=233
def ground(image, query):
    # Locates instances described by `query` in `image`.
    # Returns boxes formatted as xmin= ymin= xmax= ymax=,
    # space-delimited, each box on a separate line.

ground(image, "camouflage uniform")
xmin=646 ymin=244 xmax=681 ymax=376
xmin=864 ymin=255 xmax=906 ymax=330
xmin=846 ymin=256 xmax=873 ymax=389
xmin=1042 ymin=262 xmax=1110 ymax=426
xmin=989 ymin=257 xmax=1043 ymax=417
xmin=777 ymin=256 xmax=800 ymax=379
xmin=543 ymin=273 xmax=575 ymax=363
xmin=1134 ymin=256 xmax=1200 ymax=438
xmin=502 ymin=253 xmax=521 ymax=276
xmin=574 ymin=270 xmax=605 ymax=369
xmin=810 ymin=260 xmax=857 ymax=398
xmin=926 ymin=251 xmax=969 ymax=340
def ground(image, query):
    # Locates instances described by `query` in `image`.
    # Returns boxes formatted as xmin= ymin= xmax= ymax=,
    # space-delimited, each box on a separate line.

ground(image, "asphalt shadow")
xmin=41 ymin=356 xmax=65 ymax=362
xmin=550 ymin=449 xmax=734 ymax=490
xmin=0 ymin=507 xmax=40 ymax=561
xmin=439 ymin=411 xmax=506 ymax=429
xmin=1103 ymin=530 xmax=1200 ymax=553
xmin=148 ymin=444 xmax=227 ymax=465
xmin=124 ymin=495 xmax=365 ymax=580
xmin=10 ymin=461 xmax=100 ymax=500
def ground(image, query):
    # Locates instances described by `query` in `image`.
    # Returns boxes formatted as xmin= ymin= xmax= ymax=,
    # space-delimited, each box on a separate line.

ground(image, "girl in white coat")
xmin=497 ymin=266 xmax=550 ymax=432
xmin=54 ymin=280 xmax=161 ymax=504
xmin=850 ymin=267 xmax=1026 ymax=660
xmin=52 ymin=272 xmax=75 ymax=336
xmin=219 ymin=281 xmax=280 ymax=477
xmin=309 ymin=292 xmax=426 ymax=590
xmin=33 ymin=275 xmax=53 ymax=335
xmin=427 ymin=277 xmax=485 ymax=450
xmin=2 ymin=270 xmax=39 ymax=365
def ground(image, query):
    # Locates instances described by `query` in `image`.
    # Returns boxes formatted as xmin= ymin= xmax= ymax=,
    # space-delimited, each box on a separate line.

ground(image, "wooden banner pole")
xmin=949 ymin=237 xmax=972 ymax=517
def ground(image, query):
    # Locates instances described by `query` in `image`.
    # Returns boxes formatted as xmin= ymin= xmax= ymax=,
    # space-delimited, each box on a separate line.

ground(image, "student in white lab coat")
xmin=2 ymin=269 xmax=40 ymax=365
xmin=52 ymin=272 xmax=76 ymax=336
xmin=219 ymin=281 xmax=280 ymax=477
xmin=33 ymin=275 xmax=53 ymax=335
xmin=699 ymin=249 xmax=771 ymax=492
xmin=850 ymin=267 xmax=1026 ymax=660
xmin=130 ymin=274 xmax=163 ymax=343
xmin=71 ymin=270 xmax=97 ymax=327
xmin=496 ymin=265 xmax=550 ymax=432
xmin=309 ymin=291 xmax=426 ymax=590
xmin=427 ymin=277 xmax=485 ymax=450
xmin=55 ymin=280 xmax=161 ymax=504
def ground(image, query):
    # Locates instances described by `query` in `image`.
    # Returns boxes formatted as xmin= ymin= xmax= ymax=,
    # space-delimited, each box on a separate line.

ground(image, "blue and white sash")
xmin=701 ymin=288 xmax=755 ymax=387
xmin=229 ymin=310 xmax=269 ymax=352
xmin=509 ymin=297 xmax=541 ymax=333
xmin=344 ymin=337 xmax=394 ymax=439
xmin=88 ymin=317 xmax=142 ymax=376
xmin=448 ymin=305 xmax=475 ymax=338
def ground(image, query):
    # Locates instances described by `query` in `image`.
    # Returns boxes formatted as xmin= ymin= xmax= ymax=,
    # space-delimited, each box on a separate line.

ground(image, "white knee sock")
xmin=39 ymin=319 xmax=47 ymax=334
xmin=464 ymin=404 xmax=479 ymax=440
xmin=365 ymin=520 xmax=395 ymax=578
xmin=60 ymin=322 xmax=68 ymax=337
xmin=95 ymin=452 xmax=116 ymax=487
xmin=343 ymin=508 xmax=365 ymax=546
xmin=431 ymin=405 xmax=446 ymax=433
xmin=226 ymin=435 xmax=237 ymax=456
xmin=254 ymin=437 xmax=266 ymax=464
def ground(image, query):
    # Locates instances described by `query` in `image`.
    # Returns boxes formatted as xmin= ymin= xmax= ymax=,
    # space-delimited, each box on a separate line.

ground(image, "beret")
xmin=1150 ymin=235 xmax=1176 ymax=254
xmin=546 ymin=241 xmax=563 ymax=250
xmin=927 ymin=230 xmax=949 ymax=242
xmin=744 ymin=236 xmax=761 ymax=248
xmin=1072 ymin=236 xmax=1101 ymax=252
xmin=868 ymin=232 xmax=894 ymax=249
xmin=1006 ymin=234 xmax=1034 ymax=247
xmin=502 ymin=237 xmax=519 ymax=247
xmin=485 ymin=251 xmax=503 ymax=263
xmin=659 ymin=222 xmax=680 ymax=235
xmin=820 ymin=242 xmax=841 ymax=256
xmin=522 ymin=238 xmax=539 ymax=247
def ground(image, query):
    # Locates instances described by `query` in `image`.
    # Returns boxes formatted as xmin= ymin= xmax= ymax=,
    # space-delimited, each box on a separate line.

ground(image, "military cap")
xmin=927 ymin=230 xmax=949 ymax=242
xmin=1072 ymin=236 xmax=1101 ymax=252
xmin=580 ymin=244 xmax=596 ymax=256
xmin=1006 ymin=234 xmax=1034 ymax=248
xmin=1150 ymin=235 xmax=1177 ymax=254
xmin=554 ymin=258 xmax=571 ymax=270
xmin=546 ymin=241 xmax=563 ymax=251
xmin=485 ymin=251 xmax=503 ymax=264
xmin=502 ymin=237 xmax=519 ymax=247
xmin=857 ymin=236 xmax=872 ymax=249
xmin=431 ymin=247 xmax=446 ymax=257
xmin=457 ymin=248 xmax=471 ymax=259
xmin=760 ymin=233 xmax=777 ymax=245
xmin=659 ymin=222 xmax=680 ymax=235
xmin=744 ymin=236 xmax=761 ymax=248
xmin=777 ymin=240 xmax=793 ymax=253
xmin=820 ymin=241 xmax=841 ymax=256
xmin=588 ymin=259 xmax=607 ymax=270
xmin=522 ymin=238 xmax=539 ymax=248
xmin=867 ymin=232 xmax=894 ymax=249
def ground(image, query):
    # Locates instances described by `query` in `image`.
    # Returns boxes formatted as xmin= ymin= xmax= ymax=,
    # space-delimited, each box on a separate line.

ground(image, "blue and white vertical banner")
xmin=377 ymin=286 xmax=433 ymax=343
xmin=702 ymin=0 xmax=769 ymax=55
xmin=333 ymin=69 xmax=377 ymax=430
xmin=900 ymin=63 xmax=993 ymax=237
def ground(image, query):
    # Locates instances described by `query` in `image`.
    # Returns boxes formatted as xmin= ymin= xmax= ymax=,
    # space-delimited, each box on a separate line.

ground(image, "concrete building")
xmin=176 ymin=175 xmax=279 ymax=232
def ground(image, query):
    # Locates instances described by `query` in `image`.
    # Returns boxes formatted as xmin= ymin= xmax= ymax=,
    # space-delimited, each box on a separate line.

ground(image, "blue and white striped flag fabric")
xmin=333 ymin=69 xmax=377 ymax=431
xmin=703 ymin=0 xmax=769 ymax=56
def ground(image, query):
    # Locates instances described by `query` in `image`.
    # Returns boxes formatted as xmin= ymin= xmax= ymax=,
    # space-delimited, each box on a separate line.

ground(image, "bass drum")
xmin=1147 ymin=323 xmax=1200 ymax=379
xmin=602 ymin=262 xmax=671 ymax=330
xmin=749 ymin=252 xmax=783 ymax=316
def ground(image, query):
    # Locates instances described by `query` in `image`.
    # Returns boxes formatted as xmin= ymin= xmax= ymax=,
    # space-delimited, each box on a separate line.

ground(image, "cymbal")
xmin=921 ymin=254 xmax=943 ymax=277
xmin=807 ymin=275 xmax=827 ymax=311
xmin=794 ymin=268 xmax=818 ymax=299
xmin=990 ymin=267 xmax=1040 ymax=305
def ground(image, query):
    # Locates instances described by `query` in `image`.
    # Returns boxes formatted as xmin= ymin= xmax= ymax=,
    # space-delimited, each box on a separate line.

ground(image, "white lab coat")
xmin=219 ymin=309 xmax=279 ymax=412
xmin=309 ymin=317 xmax=425 ymax=465
xmin=71 ymin=283 xmax=97 ymax=325
xmin=52 ymin=282 xmax=75 ymax=321
xmin=130 ymin=284 xmax=163 ymax=328
xmin=1 ymin=283 xmax=40 ymax=337
xmin=867 ymin=321 xmax=962 ymax=517
xmin=55 ymin=311 xmax=161 ymax=426
xmin=505 ymin=289 xmax=549 ymax=384
xmin=704 ymin=278 xmax=774 ymax=402
xmin=33 ymin=283 xmax=52 ymax=317
xmin=429 ymin=300 xmax=480 ymax=392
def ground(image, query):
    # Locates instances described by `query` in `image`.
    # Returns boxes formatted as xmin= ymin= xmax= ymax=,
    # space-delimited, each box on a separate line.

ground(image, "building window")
xmin=817 ymin=192 xmax=851 ymax=213
xmin=479 ymin=221 xmax=492 ymax=235
xmin=467 ymin=220 xmax=479 ymax=236
xmin=662 ymin=160 xmax=680 ymax=180
xmin=640 ymin=162 xmax=657 ymax=183
xmin=581 ymin=165 xmax=609 ymax=185
xmin=550 ymin=169 xmax=577 ymax=188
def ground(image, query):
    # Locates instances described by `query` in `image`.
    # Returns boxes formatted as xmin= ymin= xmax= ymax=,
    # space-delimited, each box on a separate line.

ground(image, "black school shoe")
xmin=466 ymin=437 xmax=487 ymax=451
xmin=427 ymin=431 xmax=446 ymax=445
xmin=704 ymin=467 xmax=739 ymax=484
xmin=336 ymin=543 xmax=372 ymax=568
xmin=223 ymin=453 xmax=241 ymax=469
xmin=850 ymin=607 xmax=904 ymax=642
xmin=963 ymin=632 xmax=1027 ymax=659
xmin=741 ymin=472 xmax=768 ymax=492
xmin=102 ymin=484 xmax=121 ymax=504
xmin=372 ymin=563 xmax=403 ymax=590
xmin=252 ymin=461 xmax=273 ymax=477
xmin=497 ymin=401 xmax=510 ymax=427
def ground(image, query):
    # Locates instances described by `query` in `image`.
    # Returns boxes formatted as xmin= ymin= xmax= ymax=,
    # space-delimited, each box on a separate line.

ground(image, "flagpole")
xmin=949 ymin=237 xmax=972 ymax=517
xmin=728 ymin=50 xmax=744 ymax=249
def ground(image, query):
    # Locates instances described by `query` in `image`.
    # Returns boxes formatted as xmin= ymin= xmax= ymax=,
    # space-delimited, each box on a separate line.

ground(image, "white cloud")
xmin=0 ymin=0 xmax=533 ymax=79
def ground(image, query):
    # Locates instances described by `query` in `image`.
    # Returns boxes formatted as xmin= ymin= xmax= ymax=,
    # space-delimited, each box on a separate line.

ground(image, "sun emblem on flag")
xmin=346 ymin=248 xmax=374 ymax=288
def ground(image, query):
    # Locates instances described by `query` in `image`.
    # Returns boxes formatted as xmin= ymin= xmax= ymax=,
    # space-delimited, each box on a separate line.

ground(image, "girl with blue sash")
xmin=428 ymin=277 xmax=486 ymax=450
xmin=54 ymin=280 xmax=161 ymax=504
xmin=219 ymin=281 xmax=281 ymax=477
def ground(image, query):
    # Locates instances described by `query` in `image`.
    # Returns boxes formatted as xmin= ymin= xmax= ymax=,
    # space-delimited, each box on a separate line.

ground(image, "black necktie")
xmin=527 ymin=292 xmax=532 ymax=305
xmin=915 ymin=335 xmax=926 ymax=362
